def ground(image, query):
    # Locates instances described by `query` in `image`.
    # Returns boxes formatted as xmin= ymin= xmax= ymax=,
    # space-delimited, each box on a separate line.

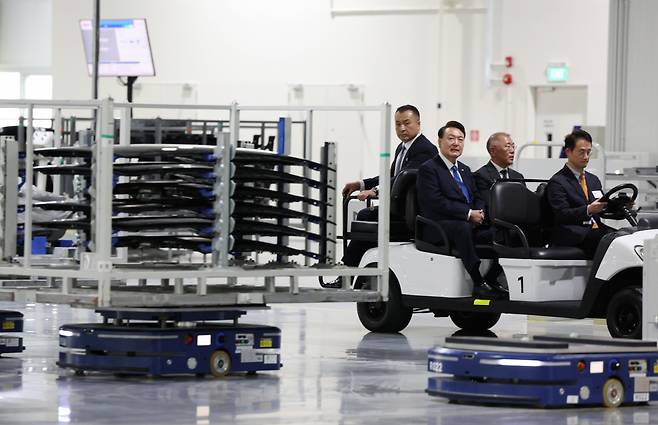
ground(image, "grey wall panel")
xmin=0 ymin=0 xmax=52 ymax=68
xmin=622 ymin=0 xmax=658 ymax=152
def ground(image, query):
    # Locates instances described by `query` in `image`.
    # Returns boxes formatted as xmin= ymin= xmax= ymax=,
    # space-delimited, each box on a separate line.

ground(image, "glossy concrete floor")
xmin=0 ymin=301 xmax=657 ymax=425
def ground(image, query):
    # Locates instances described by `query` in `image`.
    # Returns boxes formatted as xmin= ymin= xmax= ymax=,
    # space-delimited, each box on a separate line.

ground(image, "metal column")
xmin=302 ymin=110 xmax=313 ymax=265
xmin=276 ymin=117 xmax=292 ymax=264
xmin=53 ymin=108 xmax=63 ymax=195
xmin=23 ymin=106 xmax=34 ymax=267
xmin=0 ymin=137 xmax=17 ymax=260
xmin=643 ymin=235 xmax=658 ymax=340
xmin=91 ymin=0 xmax=101 ymax=100
xmin=91 ymin=98 xmax=115 ymax=306
xmin=376 ymin=103 xmax=391 ymax=301
xmin=212 ymin=104 xmax=237 ymax=268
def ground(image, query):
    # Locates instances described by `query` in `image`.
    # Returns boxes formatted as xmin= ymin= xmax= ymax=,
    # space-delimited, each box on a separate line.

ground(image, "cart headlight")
xmin=634 ymin=245 xmax=645 ymax=261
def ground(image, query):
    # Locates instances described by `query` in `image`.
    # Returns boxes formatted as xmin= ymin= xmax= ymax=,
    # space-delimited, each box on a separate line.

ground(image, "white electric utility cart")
xmin=349 ymin=167 xmax=657 ymax=339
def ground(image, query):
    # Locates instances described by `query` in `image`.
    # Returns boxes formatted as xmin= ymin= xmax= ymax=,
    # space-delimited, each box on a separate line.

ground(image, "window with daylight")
xmin=0 ymin=72 xmax=53 ymax=128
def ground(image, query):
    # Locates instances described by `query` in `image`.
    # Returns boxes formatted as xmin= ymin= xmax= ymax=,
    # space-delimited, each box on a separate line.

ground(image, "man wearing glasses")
xmin=547 ymin=129 xmax=612 ymax=258
xmin=474 ymin=132 xmax=525 ymax=207
xmin=472 ymin=132 xmax=525 ymax=291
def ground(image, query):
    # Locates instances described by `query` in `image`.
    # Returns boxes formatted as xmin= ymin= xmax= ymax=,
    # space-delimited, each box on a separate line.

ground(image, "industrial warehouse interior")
xmin=1 ymin=0 xmax=658 ymax=423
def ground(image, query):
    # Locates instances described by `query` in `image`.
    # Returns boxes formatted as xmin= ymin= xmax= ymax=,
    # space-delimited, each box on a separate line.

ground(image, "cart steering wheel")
xmin=598 ymin=183 xmax=638 ymax=225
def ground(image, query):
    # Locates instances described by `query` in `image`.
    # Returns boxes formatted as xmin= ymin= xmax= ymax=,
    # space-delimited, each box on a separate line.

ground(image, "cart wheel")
xmin=602 ymin=378 xmax=624 ymax=408
xmin=209 ymin=350 xmax=231 ymax=378
xmin=355 ymin=270 xmax=412 ymax=333
xmin=449 ymin=311 xmax=500 ymax=332
xmin=606 ymin=287 xmax=642 ymax=339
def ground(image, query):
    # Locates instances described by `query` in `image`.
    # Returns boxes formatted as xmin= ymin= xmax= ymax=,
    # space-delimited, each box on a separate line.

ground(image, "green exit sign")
xmin=546 ymin=65 xmax=568 ymax=82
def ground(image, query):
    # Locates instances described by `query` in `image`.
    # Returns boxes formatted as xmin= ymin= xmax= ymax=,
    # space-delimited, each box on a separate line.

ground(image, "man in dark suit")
xmin=341 ymin=104 xmax=437 ymax=202
xmin=474 ymin=132 xmax=525 ymax=210
xmin=473 ymin=132 xmax=524 ymax=289
xmin=322 ymin=105 xmax=437 ymax=287
xmin=547 ymin=129 xmax=612 ymax=258
xmin=417 ymin=121 xmax=504 ymax=299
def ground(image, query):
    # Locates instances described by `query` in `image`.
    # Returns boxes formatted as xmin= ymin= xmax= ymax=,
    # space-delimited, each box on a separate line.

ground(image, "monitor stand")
xmin=126 ymin=76 xmax=138 ymax=103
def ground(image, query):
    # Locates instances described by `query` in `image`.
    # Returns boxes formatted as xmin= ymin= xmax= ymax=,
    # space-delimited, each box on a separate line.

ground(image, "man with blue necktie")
xmin=417 ymin=121 xmax=505 ymax=299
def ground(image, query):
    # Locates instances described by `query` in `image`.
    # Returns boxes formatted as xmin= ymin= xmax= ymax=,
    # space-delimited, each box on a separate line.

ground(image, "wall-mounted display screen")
xmin=80 ymin=19 xmax=155 ymax=77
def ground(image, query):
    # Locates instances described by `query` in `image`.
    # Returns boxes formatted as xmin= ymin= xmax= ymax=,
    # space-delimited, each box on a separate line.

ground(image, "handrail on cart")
xmin=515 ymin=141 xmax=606 ymax=187
xmin=341 ymin=194 xmax=377 ymax=253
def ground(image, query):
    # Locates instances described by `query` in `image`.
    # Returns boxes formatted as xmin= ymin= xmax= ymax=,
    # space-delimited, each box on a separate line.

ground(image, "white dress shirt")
xmin=438 ymin=151 xmax=472 ymax=221
xmin=360 ymin=132 xmax=423 ymax=190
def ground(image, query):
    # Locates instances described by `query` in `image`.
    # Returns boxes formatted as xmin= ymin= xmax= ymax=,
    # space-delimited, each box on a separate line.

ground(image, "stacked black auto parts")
xmin=32 ymin=142 xmax=335 ymax=264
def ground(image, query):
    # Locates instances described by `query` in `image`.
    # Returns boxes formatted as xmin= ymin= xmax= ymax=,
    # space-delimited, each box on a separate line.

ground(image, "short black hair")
xmin=438 ymin=120 xmax=465 ymax=138
xmin=395 ymin=104 xmax=420 ymax=120
xmin=564 ymin=129 xmax=592 ymax=150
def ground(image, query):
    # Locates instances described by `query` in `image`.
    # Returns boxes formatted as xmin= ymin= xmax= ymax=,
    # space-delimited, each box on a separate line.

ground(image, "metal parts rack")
xmin=0 ymin=98 xmax=392 ymax=309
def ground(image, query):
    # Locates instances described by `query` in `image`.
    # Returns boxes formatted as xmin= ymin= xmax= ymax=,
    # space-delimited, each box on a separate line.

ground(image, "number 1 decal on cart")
xmin=518 ymin=276 xmax=524 ymax=293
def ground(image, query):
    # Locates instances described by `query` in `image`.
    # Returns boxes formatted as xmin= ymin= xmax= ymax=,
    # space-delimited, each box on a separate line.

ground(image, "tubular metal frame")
xmin=516 ymin=141 xmax=607 ymax=188
xmin=0 ymin=99 xmax=391 ymax=308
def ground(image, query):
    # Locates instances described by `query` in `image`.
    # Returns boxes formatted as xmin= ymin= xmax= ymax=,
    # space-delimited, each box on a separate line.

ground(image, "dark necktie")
xmin=451 ymin=165 xmax=471 ymax=203
xmin=500 ymin=169 xmax=508 ymax=180
xmin=393 ymin=145 xmax=407 ymax=177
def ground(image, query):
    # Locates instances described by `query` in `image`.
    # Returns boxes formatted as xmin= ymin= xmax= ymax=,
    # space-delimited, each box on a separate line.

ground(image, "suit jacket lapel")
xmin=436 ymin=157 xmax=464 ymax=197
xmin=390 ymin=143 xmax=402 ymax=174
xmin=487 ymin=161 xmax=499 ymax=183
xmin=585 ymin=172 xmax=597 ymax=201
xmin=459 ymin=162 xmax=474 ymax=193
xmin=562 ymin=165 xmax=588 ymax=203
xmin=400 ymin=134 xmax=424 ymax=167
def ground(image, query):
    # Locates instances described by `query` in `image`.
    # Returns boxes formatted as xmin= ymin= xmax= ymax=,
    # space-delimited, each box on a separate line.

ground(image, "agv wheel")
xmin=602 ymin=378 xmax=624 ymax=408
xmin=209 ymin=350 xmax=231 ymax=377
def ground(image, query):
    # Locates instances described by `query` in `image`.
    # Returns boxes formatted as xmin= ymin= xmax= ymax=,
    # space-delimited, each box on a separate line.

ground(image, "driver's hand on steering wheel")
xmin=587 ymin=200 xmax=608 ymax=215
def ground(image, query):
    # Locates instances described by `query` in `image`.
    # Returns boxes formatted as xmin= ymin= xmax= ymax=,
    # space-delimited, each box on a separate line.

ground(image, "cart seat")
xmin=344 ymin=169 xmax=418 ymax=243
xmin=490 ymin=181 xmax=587 ymax=260
xmin=348 ymin=219 xmax=411 ymax=242
xmin=414 ymin=238 xmax=498 ymax=259
xmin=413 ymin=215 xmax=498 ymax=258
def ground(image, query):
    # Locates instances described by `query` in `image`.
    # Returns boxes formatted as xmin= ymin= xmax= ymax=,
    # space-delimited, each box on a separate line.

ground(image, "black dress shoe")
xmin=319 ymin=277 xmax=342 ymax=289
xmin=472 ymin=282 xmax=505 ymax=299
xmin=487 ymin=281 xmax=509 ymax=294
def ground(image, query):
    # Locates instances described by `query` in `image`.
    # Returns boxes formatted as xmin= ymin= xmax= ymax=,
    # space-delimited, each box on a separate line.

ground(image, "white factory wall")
xmin=0 ymin=0 xmax=51 ymax=71
xmin=48 ymin=0 xmax=609 ymax=180
xmin=624 ymin=0 xmax=658 ymax=153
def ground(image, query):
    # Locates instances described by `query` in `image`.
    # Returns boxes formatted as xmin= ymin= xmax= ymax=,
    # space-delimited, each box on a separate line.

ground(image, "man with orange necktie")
xmin=546 ymin=129 xmax=613 ymax=258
